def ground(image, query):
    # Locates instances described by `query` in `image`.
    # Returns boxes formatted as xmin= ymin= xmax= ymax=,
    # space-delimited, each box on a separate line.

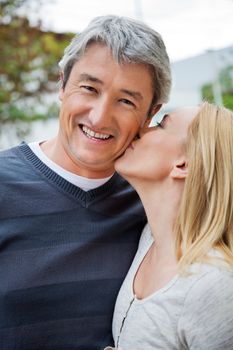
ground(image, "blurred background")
xmin=0 ymin=0 xmax=233 ymax=148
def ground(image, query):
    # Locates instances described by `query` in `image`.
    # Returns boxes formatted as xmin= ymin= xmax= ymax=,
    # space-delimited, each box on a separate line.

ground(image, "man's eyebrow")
xmin=78 ymin=75 xmax=143 ymax=101
xmin=121 ymin=89 xmax=143 ymax=101
xmin=78 ymin=73 xmax=103 ymax=84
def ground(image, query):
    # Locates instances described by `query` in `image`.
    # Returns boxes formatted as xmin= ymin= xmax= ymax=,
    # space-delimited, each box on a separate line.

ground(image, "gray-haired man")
xmin=0 ymin=15 xmax=171 ymax=349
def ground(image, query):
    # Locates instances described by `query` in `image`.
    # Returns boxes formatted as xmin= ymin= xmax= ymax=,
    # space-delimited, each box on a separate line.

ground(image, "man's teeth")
xmin=82 ymin=126 xmax=110 ymax=140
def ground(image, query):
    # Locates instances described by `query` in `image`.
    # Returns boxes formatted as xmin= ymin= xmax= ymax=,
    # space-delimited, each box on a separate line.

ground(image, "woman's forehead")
xmin=170 ymin=106 xmax=200 ymax=121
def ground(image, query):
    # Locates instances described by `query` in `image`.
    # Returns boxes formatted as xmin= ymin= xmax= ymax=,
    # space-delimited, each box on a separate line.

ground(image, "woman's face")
xmin=115 ymin=106 xmax=199 ymax=183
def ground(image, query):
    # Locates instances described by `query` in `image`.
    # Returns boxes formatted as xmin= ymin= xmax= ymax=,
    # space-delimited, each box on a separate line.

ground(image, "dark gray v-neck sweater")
xmin=0 ymin=142 xmax=146 ymax=350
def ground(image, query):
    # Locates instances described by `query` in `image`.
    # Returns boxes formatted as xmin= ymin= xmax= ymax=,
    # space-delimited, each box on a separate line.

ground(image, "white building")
xmin=167 ymin=45 xmax=233 ymax=110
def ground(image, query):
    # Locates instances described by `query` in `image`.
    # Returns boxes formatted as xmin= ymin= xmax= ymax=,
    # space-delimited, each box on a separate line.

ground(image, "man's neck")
xmin=40 ymin=138 xmax=115 ymax=179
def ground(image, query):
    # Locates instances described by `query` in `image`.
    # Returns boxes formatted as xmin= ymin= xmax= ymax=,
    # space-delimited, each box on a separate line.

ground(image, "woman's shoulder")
xmin=177 ymin=265 xmax=233 ymax=348
xmin=181 ymin=264 xmax=233 ymax=310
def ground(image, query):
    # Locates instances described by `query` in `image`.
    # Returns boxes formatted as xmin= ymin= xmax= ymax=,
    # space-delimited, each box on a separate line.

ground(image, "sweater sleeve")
xmin=178 ymin=269 xmax=233 ymax=350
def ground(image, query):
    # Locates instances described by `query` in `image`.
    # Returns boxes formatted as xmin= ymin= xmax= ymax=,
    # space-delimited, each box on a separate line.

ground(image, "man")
xmin=0 ymin=15 xmax=171 ymax=349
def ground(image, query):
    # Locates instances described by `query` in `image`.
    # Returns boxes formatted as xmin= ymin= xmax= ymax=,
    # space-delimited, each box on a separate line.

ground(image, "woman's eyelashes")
xmin=155 ymin=114 xmax=169 ymax=128
xmin=156 ymin=121 xmax=163 ymax=128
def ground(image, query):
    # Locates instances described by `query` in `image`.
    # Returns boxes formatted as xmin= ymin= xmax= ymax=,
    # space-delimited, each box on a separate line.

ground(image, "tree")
xmin=0 ymin=0 xmax=73 ymax=146
xmin=201 ymin=65 xmax=233 ymax=110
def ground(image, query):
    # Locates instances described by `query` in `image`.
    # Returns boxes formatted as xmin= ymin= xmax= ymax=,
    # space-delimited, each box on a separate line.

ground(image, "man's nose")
xmin=89 ymin=97 xmax=113 ymax=129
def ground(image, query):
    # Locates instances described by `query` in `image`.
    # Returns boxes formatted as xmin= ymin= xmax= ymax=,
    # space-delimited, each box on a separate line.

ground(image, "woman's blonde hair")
xmin=175 ymin=102 xmax=233 ymax=272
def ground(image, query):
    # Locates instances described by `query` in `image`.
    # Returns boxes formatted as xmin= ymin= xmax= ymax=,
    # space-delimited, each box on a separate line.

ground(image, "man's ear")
xmin=141 ymin=104 xmax=163 ymax=127
xmin=142 ymin=117 xmax=153 ymax=128
xmin=59 ymin=72 xmax=65 ymax=101
xmin=150 ymin=104 xmax=162 ymax=116
xmin=170 ymin=158 xmax=188 ymax=180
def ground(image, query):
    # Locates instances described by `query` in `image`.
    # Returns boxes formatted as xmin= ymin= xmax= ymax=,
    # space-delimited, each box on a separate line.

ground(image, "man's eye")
xmin=120 ymin=99 xmax=135 ymax=107
xmin=81 ymin=85 xmax=97 ymax=93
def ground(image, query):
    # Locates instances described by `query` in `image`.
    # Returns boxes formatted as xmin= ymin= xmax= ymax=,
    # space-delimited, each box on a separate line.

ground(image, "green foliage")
xmin=220 ymin=65 xmax=233 ymax=92
xmin=0 ymin=0 xmax=73 ymax=130
xmin=201 ymin=84 xmax=214 ymax=104
xmin=201 ymin=65 xmax=233 ymax=111
xmin=0 ymin=0 xmax=27 ymax=19
xmin=222 ymin=93 xmax=233 ymax=110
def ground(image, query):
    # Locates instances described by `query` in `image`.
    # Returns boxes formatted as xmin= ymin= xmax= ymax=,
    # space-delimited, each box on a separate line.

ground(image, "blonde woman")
xmin=107 ymin=102 xmax=233 ymax=349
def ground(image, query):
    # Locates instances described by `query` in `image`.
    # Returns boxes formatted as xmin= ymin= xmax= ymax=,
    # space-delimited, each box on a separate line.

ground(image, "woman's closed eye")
xmin=155 ymin=114 xmax=169 ymax=128
xmin=155 ymin=121 xmax=163 ymax=128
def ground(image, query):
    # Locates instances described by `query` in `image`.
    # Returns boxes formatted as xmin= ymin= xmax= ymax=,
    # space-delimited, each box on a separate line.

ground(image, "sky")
xmin=26 ymin=0 xmax=233 ymax=62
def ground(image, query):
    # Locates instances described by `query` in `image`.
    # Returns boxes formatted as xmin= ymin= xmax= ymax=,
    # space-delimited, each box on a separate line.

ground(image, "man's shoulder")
xmin=93 ymin=173 xmax=146 ymax=219
xmin=0 ymin=143 xmax=30 ymax=178
xmin=0 ymin=144 xmax=21 ymax=166
xmin=0 ymin=141 xmax=28 ymax=156
xmin=0 ymin=144 xmax=18 ymax=157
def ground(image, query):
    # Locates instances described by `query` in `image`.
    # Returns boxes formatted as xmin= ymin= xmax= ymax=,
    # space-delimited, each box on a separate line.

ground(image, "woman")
xmin=107 ymin=102 xmax=233 ymax=349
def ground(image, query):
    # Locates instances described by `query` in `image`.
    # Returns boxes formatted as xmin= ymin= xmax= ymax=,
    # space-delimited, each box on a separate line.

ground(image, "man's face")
xmin=58 ymin=43 xmax=155 ymax=178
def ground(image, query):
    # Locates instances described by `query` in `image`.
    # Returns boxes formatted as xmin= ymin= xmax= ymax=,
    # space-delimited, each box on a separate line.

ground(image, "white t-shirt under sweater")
xmin=111 ymin=224 xmax=233 ymax=350
xmin=28 ymin=141 xmax=112 ymax=191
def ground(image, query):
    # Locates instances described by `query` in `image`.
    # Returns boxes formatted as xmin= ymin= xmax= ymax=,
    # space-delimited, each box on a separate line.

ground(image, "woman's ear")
xmin=170 ymin=158 xmax=188 ymax=179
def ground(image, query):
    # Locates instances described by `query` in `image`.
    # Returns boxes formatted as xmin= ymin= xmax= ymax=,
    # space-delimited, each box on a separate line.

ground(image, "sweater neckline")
xmin=18 ymin=142 xmax=119 ymax=204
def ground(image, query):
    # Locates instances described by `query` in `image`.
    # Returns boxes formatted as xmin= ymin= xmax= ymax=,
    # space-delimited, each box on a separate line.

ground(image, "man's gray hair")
xmin=59 ymin=15 xmax=171 ymax=106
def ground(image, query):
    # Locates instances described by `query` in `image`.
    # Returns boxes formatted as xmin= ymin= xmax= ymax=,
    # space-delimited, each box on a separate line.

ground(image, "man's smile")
xmin=81 ymin=125 xmax=113 ymax=140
